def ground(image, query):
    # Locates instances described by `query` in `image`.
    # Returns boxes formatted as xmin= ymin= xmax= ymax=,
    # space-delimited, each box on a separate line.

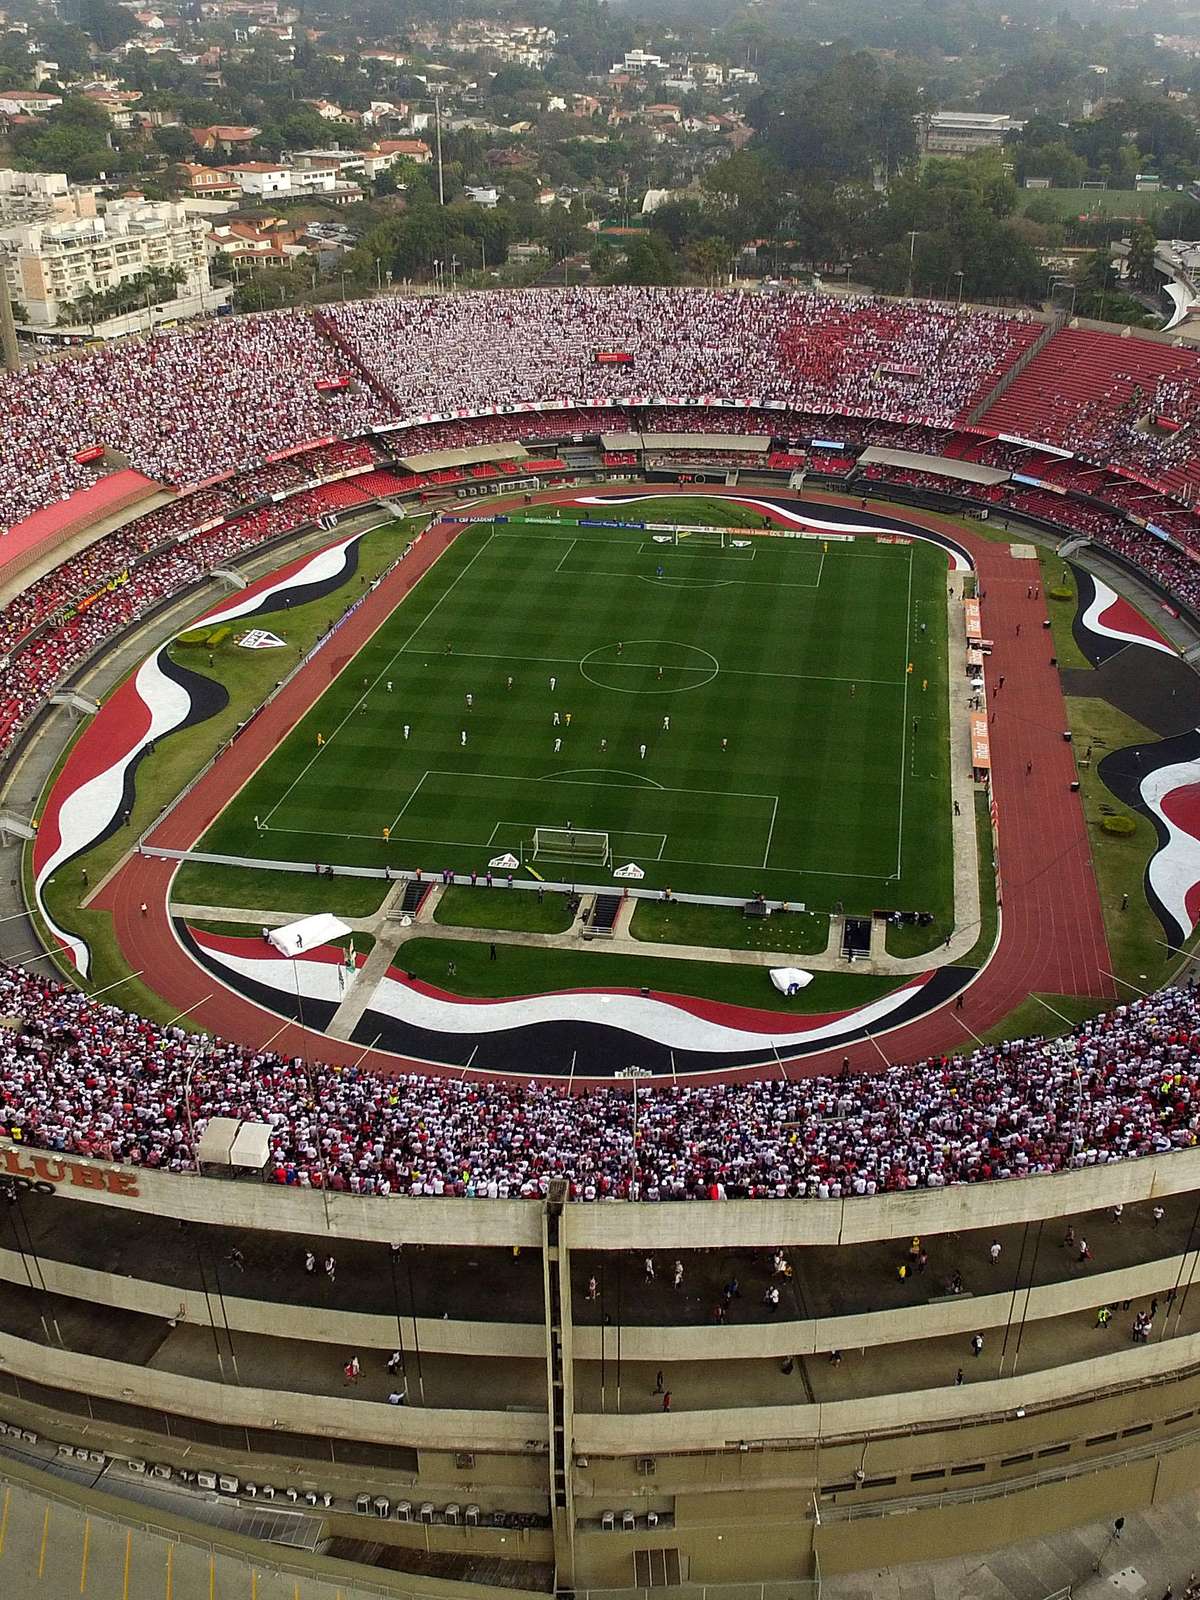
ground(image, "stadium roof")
xmin=602 ymin=432 xmax=771 ymax=453
xmin=858 ymin=446 xmax=1009 ymax=485
xmin=397 ymin=441 xmax=528 ymax=472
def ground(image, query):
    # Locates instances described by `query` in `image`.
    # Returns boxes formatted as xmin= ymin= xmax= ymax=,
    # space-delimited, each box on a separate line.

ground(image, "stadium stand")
xmin=0 ymin=962 xmax=1197 ymax=1197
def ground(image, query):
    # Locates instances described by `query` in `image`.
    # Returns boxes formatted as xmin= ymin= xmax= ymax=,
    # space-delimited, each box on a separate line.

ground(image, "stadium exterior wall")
xmin=5 ymin=1143 xmax=1192 ymax=1249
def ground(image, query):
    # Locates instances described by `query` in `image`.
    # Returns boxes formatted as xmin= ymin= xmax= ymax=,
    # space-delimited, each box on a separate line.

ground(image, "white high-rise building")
xmin=0 ymin=196 xmax=211 ymax=330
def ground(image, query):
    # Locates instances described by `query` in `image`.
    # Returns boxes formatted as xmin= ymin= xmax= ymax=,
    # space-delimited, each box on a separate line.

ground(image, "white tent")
xmin=770 ymin=967 xmax=813 ymax=996
xmin=268 ymin=913 xmax=351 ymax=956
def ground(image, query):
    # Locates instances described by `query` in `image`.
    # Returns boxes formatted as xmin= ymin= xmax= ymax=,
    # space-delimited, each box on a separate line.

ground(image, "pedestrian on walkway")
xmin=386 ymin=1350 xmax=402 ymax=1374
xmin=1078 ymin=1238 xmax=1091 ymax=1263
xmin=989 ymin=1240 xmax=1002 ymax=1266
xmin=654 ymin=1370 xmax=664 ymax=1394
xmin=1096 ymin=1306 xmax=1112 ymax=1329
xmin=644 ymin=1256 xmax=655 ymax=1283
xmin=1153 ymin=1205 xmax=1165 ymax=1227
xmin=587 ymin=1275 xmax=598 ymax=1300
xmin=673 ymin=1258 xmax=684 ymax=1289
xmin=304 ymin=1251 xmax=315 ymax=1274
xmin=662 ymin=1390 xmax=672 ymax=1413
xmin=325 ymin=1255 xmax=336 ymax=1283
xmin=955 ymin=1368 xmax=964 ymax=1386
xmin=489 ymin=943 xmax=497 ymax=961
xmin=343 ymin=1355 xmax=360 ymax=1384
xmin=971 ymin=1333 xmax=984 ymax=1357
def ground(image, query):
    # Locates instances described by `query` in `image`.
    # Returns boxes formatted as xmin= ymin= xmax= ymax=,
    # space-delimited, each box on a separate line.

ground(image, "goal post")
xmin=532 ymin=826 xmax=611 ymax=867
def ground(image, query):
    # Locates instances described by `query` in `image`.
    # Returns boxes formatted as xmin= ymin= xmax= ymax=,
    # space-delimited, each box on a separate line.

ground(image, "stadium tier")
xmin=11 ymin=290 xmax=1200 ymax=1594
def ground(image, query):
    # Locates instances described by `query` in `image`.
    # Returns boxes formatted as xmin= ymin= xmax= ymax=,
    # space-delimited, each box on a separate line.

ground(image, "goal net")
xmin=532 ymin=827 xmax=611 ymax=866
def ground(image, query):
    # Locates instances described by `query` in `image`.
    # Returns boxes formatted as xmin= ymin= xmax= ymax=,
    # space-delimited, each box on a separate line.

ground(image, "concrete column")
xmin=542 ymin=1183 xmax=578 ymax=1593
xmin=0 ymin=268 xmax=18 ymax=373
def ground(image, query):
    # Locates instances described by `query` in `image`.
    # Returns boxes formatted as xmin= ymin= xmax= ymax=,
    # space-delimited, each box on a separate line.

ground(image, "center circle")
xmin=579 ymin=640 xmax=719 ymax=695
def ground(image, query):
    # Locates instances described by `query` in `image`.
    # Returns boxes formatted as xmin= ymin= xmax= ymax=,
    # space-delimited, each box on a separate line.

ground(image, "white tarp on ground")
xmin=770 ymin=967 xmax=814 ymax=995
xmin=268 ymin=913 xmax=351 ymax=956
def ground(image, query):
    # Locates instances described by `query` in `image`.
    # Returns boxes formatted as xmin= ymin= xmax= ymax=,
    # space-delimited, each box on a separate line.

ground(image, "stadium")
xmin=4 ymin=286 xmax=1200 ymax=1596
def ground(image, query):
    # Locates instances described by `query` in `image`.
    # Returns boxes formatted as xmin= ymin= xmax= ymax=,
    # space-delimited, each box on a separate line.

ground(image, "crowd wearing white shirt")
xmin=1 ymin=962 xmax=1197 ymax=1200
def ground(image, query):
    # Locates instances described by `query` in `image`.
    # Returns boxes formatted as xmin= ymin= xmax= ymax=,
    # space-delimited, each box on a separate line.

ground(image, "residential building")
xmin=0 ymin=169 xmax=97 ymax=226
xmin=223 ymin=161 xmax=290 ymax=197
xmin=613 ymin=48 xmax=664 ymax=74
xmin=190 ymin=124 xmax=261 ymax=154
xmin=175 ymin=164 xmax=241 ymax=200
xmin=0 ymin=88 xmax=62 ymax=115
xmin=0 ymin=197 xmax=211 ymax=329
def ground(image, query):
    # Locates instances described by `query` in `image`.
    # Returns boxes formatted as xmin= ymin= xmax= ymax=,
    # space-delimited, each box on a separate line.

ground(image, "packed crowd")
xmin=0 ymin=961 xmax=1198 ymax=1199
xmin=0 ymin=482 xmax=356 ymax=750
xmin=0 ymin=312 xmax=379 ymax=527
xmin=325 ymin=289 xmax=1038 ymax=432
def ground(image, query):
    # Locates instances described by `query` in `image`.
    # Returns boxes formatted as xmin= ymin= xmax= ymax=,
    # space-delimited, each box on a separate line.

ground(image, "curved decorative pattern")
xmin=572 ymin=493 xmax=975 ymax=571
xmin=1139 ymin=737 xmax=1200 ymax=950
xmin=178 ymin=923 xmax=968 ymax=1078
xmin=33 ymin=530 xmax=367 ymax=974
xmin=1073 ymin=568 xmax=1177 ymax=663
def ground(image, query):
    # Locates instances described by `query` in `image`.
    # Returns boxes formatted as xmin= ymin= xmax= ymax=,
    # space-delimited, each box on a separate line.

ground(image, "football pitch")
xmin=193 ymin=511 xmax=955 ymax=913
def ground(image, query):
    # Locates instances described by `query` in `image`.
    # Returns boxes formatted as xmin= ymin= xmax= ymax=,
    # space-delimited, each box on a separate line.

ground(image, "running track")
xmin=94 ymin=489 xmax=1112 ymax=1084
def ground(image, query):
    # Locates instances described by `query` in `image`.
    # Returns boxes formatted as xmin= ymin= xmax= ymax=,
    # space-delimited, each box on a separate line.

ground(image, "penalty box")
xmin=386 ymin=770 xmax=780 ymax=872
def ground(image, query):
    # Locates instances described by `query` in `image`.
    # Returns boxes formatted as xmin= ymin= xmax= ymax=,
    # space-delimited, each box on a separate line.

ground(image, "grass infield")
xmin=193 ymin=507 xmax=954 ymax=916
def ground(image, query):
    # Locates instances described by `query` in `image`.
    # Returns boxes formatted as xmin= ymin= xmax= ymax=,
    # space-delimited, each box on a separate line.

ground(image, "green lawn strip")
xmin=884 ymin=912 xmax=950 ymax=958
xmin=170 ymin=861 xmax=389 ymax=918
xmin=1039 ymin=554 xmax=1093 ymax=672
xmin=886 ymin=787 xmax=999 ymax=962
xmin=1065 ymin=693 xmax=1196 ymax=986
xmin=979 ymin=992 xmax=1109 ymax=1046
xmin=433 ymin=884 xmax=574 ymax=933
xmin=629 ymin=897 xmax=828 ymax=955
xmin=395 ymin=936 xmax=903 ymax=1014
xmin=962 ymin=790 xmax=1000 ymax=968
xmin=32 ymin=522 xmax=408 ymax=1003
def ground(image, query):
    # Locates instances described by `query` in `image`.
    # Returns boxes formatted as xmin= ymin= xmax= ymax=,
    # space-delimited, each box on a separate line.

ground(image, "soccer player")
xmin=383 ymin=826 xmax=390 ymax=842
xmin=564 ymin=712 xmax=572 ymax=726
xmin=460 ymin=729 xmax=468 ymax=747
xmin=662 ymin=715 xmax=670 ymax=731
xmin=721 ymin=736 xmax=728 ymax=751
xmin=316 ymin=732 xmax=324 ymax=746
xmin=387 ymin=681 xmax=393 ymax=692
xmin=403 ymin=724 xmax=410 ymax=740
xmin=554 ymin=737 xmax=562 ymax=753
xmin=639 ymin=743 xmax=647 ymax=760
xmin=656 ymin=665 xmax=663 ymax=680
xmin=506 ymin=675 xmax=513 ymax=690
xmin=549 ymin=675 xmax=557 ymax=692
xmin=553 ymin=710 xmax=560 ymax=726
xmin=465 ymin=692 xmax=473 ymax=709
xmin=599 ymin=737 xmax=607 ymax=752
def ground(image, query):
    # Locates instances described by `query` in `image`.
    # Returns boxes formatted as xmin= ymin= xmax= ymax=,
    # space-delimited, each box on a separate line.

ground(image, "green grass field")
xmin=193 ymin=508 xmax=954 ymax=914
xmin=1018 ymin=186 xmax=1197 ymax=221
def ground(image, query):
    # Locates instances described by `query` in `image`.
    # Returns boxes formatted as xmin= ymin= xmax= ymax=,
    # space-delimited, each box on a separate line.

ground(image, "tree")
xmin=701 ymin=150 xmax=781 ymax=241
xmin=537 ymin=203 xmax=583 ymax=263
xmin=607 ymin=231 xmax=676 ymax=286
xmin=154 ymin=125 xmax=197 ymax=163
xmin=688 ymin=236 xmax=733 ymax=285
xmin=1127 ymin=223 xmax=1159 ymax=292
xmin=67 ymin=0 xmax=139 ymax=52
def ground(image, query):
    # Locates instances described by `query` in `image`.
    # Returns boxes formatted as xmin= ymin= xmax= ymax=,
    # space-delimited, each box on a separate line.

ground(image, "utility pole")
xmin=433 ymin=87 xmax=445 ymax=207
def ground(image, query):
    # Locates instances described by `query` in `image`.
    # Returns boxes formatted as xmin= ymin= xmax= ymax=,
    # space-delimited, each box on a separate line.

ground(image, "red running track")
xmin=94 ymin=490 xmax=1112 ymax=1084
